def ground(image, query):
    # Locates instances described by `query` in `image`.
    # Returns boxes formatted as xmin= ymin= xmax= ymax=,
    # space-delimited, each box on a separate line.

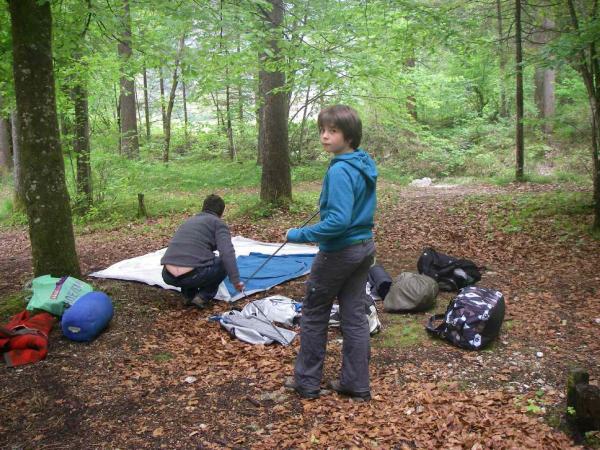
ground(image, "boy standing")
xmin=161 ymin=194 xmax=244 ymax=309
xmin=285 ymin=105 xmax=377 ymax=401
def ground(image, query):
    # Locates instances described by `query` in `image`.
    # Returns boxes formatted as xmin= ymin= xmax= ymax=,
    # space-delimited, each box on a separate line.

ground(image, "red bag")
xmin=0 ymin=310 xmax=55 ymax=367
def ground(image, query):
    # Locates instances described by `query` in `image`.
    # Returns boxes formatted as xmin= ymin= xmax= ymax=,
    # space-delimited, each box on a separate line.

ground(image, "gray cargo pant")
xmin=294 ymin=239 xmax=375 ymax=394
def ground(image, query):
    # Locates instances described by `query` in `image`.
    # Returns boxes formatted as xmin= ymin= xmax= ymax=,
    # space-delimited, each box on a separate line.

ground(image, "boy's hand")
xmin=235 ymin=281 xmax=245 ymax=292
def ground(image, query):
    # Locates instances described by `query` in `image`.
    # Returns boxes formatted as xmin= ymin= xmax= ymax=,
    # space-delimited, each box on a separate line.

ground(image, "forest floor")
xmin=0 ymin=181 xmax=599 ymax=449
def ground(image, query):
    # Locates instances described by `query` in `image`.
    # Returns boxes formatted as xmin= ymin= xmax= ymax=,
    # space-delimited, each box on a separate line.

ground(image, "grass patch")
xmin=490 ymin=171 xmax=589 ymax=186
xmin=584 ymin=431 xmax=600 ymax=448
xmin=377 ymin=165 xmax=413 ymax=185
xmin=373 ymin=313 xmax=428 ymax=348
xmin=486 ymin=191 xmax=595 ymax=238
xmin=0 ymin=291 xmax=30 ymax=321
xmin=153 ymin=352 xmax=174 ymax=362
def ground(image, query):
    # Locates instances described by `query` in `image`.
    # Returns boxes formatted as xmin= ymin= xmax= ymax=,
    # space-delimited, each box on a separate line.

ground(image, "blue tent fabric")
xmin=223 ymin=252 xmax=315 ymax=297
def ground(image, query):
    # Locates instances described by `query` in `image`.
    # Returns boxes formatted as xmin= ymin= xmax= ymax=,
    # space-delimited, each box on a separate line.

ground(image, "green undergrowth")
xmin=489 ymin=171 xmax=589 ymax=186
xmin=478 ymin=191 xmax=597 ymax=239
xmin=373 ymin=313 xmax=427 ymax=348
xmin=227 ymin=189 xmax=320 ymax=221
xmin=372 ymin=309 xmax=449 ymax=349
xmin=0 ymin=290 xmax=29 ymax=321
xmin=0 ymin=142 xmax=593 ymax=232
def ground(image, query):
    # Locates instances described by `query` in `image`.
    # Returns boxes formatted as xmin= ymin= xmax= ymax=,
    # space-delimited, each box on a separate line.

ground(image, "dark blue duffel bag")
xmin=61 ymin=291 xmax=114 ymax=342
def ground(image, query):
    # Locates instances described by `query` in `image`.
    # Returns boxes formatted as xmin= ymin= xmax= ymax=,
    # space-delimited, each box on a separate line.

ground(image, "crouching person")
xmin=161 ymin=194 xmax=244 ymax=308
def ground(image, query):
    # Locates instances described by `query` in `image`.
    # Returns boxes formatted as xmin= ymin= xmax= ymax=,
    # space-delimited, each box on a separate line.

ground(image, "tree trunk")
xmin=534 ymin=18 xmax=556 ymax=134
xmin=225 ymin=83 xmax=236 ymax=160
xmin=117 ymin=0 xmax=139 ymax=159
xmin=143 ymin=65 xmax=151 ymax=141
xmin=219 ymin=1 xmax=235 ymax=160
xmin=114 ymin=82 xmax=121 ymax=154
xmin=212 ymin=92 xmax=224 ymax=129
xmin=135 ymin=81 xmax=142 ymax=135
xmin=515 ymin=0 xmax=525 ymax=181
xmin=405 ymin=56 xmax=417 ymax=120
xmin=592 ymin=102 xmax=600 ymax=230
xmin=8 ymin=0 xmax=80 ymax=277
xmin=182 ymin=80 xmax=188 ymax=145
xmin=496 ymin=0 xmax=509 ymax=118
xmin=0 ymin=96 xmax=12 ymax=174
xmin=11 ymin=111 xmax=25 ymax=208
xmin=565 ymin=0 xmax=600 ymax=229
xmin=72 ymin=76 xmax=93 ymax=211
xmin=257 ymin=52 xmax=266 ymax=166
xmin=236 ymin=2 xmax=244 ymax=123
xmin=163 ymin=35 xmax=185 ymax=163
xmin=534 ymin=68 xmax=556 ymax=132
xmin=297 ymin=84 xmax=312 ymax=162
xmin=259 ymin=0 xmax=291 ymax=203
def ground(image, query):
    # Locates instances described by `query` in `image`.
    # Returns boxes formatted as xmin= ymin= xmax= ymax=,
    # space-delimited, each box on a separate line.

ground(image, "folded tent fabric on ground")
xmin=90 ymin=236 xmax=319 ymax=302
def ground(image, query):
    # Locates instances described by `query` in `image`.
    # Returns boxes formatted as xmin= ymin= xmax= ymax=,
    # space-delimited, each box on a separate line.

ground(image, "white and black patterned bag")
xmin=425 ymin=286 xmax=505 ymax=350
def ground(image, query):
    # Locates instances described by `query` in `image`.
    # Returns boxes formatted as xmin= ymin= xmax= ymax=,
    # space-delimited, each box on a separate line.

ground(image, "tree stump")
xmin=567 ymin=368 xmax=600 ymax=433
xmin=137 ymin=193 xmax=147 ymax=218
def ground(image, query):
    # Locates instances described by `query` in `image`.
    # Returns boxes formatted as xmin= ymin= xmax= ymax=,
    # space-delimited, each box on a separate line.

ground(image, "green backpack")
xmin=26 ymin=275 xmax=93 ymax=317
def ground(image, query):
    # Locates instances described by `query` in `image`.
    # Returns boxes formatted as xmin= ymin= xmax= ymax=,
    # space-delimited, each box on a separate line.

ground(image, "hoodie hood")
xmin=330 ymin=148 xmax=378 ymax=185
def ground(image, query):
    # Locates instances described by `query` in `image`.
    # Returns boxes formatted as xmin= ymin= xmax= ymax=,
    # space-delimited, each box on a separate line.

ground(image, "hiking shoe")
xmin=327 ymin=380 xmax=371 ymax=402
xmin=191 ymin=294 xmax=211 ymax=309
xmin=181 ymin=289 xmax=196 ymax=306
xmin=284 ymin=377 xmax=321 ymax=400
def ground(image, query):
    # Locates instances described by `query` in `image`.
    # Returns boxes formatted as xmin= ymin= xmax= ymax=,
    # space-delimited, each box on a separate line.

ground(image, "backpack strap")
xmin=425 ymin=314 xmax=447 ymax=337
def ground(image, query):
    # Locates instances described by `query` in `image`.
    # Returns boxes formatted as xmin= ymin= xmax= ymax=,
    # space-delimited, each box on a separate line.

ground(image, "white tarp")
xmin=90 ymin=236 xmax=318 ymax=302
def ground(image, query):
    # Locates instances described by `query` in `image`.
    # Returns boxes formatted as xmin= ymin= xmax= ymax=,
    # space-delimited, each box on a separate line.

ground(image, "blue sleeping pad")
xmin=223 ymin=252 xmax=315 ymax=295
xmin=61 ymin=291 xmax=114 ymax=342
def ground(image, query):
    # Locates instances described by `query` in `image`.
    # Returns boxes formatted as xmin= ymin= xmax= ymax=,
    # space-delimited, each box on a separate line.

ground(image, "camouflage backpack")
xmin=425 ymin=286 xmax=505 ymax=350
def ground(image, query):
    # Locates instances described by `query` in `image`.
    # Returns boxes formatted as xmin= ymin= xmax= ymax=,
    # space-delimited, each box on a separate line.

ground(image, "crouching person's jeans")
xmin=294 ymin=239 xmax=375 ymax=394
xmin=162 ymin=257 xmax=227 ymax=301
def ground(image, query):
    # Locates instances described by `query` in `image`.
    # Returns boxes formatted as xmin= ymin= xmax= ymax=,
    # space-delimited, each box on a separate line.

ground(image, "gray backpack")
xmin=384 ymin=272 xmax=439 ymax=312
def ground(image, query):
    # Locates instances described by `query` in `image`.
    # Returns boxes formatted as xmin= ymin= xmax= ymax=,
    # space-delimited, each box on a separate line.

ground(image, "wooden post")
xmin=137 ymin=193 xmax=147 ymax=218
xmin=567 ymin=368 xmax=600 ymax=434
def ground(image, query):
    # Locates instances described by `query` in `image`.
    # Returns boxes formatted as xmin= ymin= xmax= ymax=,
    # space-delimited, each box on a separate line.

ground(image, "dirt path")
xmin=0 ymin=182 xmax=598 ymax=449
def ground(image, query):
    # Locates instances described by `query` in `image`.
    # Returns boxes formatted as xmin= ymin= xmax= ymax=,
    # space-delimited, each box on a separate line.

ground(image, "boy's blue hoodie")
xmin=287 ymin=149 xmax=377 ymax=252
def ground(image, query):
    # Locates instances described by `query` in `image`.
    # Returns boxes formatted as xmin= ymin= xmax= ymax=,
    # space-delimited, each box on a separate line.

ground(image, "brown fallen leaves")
xmin=0 ymin=182 xmax=598 ymax=449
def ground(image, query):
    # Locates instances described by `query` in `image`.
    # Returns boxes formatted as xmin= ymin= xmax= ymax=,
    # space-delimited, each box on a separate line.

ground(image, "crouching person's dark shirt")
xmin=160 ymin=212 xmax=240 ymax=285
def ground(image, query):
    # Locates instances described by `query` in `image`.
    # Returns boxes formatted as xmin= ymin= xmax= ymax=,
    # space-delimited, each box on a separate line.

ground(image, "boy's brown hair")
xmin=317 ymin=105 xmax=362 ymax=149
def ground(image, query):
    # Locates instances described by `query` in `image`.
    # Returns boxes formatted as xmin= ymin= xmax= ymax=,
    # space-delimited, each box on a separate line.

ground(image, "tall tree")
xmin=8 ymin=0 xmax=80 ymax=277
xmin=256 ymin=50 xmax=266 ymax=166
xmin=496 ymin=0 xmax=509 ymax=118
xmin=405 ymin=56 xmax=417 ymax=120
xmin=182 ymin=80 xmax=188 ymax=145
xmin=10 ymin=111 xmax=24 ymax=207
xmin=515 ymin=0 xmax=525 ymax=181
xmin=163 ymin=35 xmax=185 ymax=163
xmin=0 ymin=95 xmax=12 ymax=174
xmin=560 ymin=0 xmax=600 ymax=230
xmin=259 ymin=0 xmax=291 ymax=203
xmin=159 ymin=68 xmax=167 ymax=143
xmin=64 ymin=3 xmax=94 ymax=212
xmin=219 ymin=0 xmax=236 ymax=160
xmin=117 ymin=0 xmax=139 ymax=159
xmin=71 ymin=57 xmax=92 ymax=210
xmin=143 ymin=65 xmax=151 ymax=141
xmin=533 ymin=18 xmax=556 ymax=134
